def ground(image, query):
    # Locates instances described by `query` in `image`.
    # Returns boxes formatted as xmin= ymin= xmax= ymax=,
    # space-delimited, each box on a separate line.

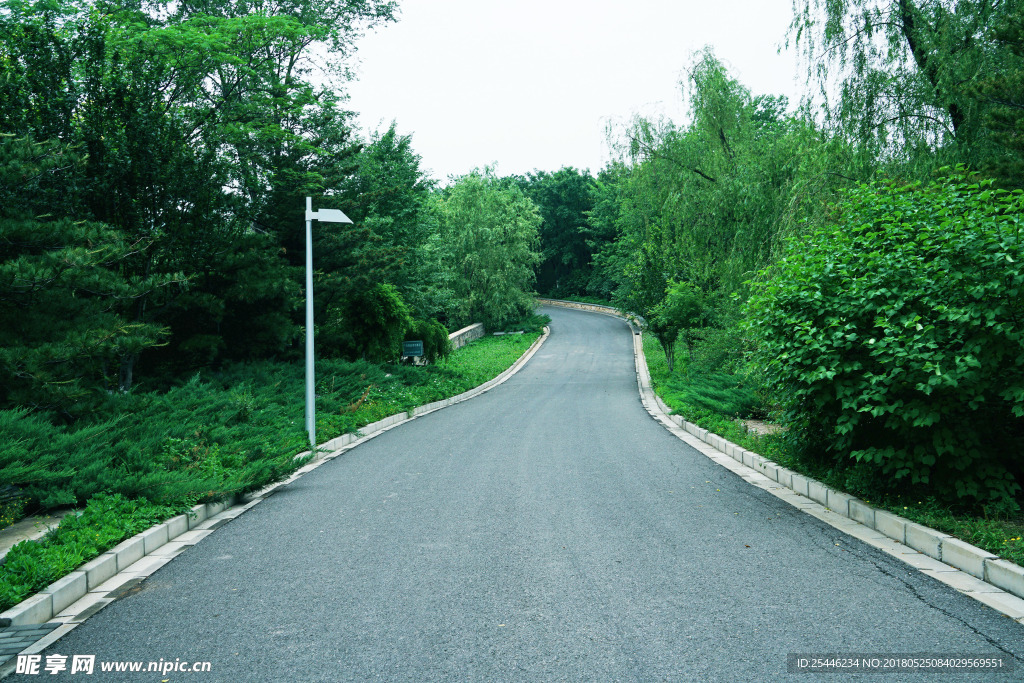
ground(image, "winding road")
xmin=17 ymin=306 xmax=1024 ymax=681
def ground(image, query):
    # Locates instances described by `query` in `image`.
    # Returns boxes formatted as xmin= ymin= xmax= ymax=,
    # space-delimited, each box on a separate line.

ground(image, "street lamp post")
xmin=305 ymin=197 xmax=353 ymax=449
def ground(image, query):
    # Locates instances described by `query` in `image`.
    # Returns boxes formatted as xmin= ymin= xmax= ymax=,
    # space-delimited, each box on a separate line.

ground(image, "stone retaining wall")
xmin=448 ymin=323 xmax=484 ymax=349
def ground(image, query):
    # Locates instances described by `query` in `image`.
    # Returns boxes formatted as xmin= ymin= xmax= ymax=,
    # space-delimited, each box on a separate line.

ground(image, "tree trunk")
xmin=118 ymin=352 xmax=137 ymax=393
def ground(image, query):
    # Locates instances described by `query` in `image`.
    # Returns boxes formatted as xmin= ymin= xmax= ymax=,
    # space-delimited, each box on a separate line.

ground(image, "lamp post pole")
xmin=304 ymin=197 xmax=353 ymax=449
xmin=304 ymin=198 xmax=316 ymax=448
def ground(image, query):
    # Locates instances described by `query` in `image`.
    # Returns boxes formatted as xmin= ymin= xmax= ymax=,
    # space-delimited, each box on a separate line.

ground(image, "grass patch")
xmin=641 ymin=334 xmax=1024 ymax=566
xmin=642 ymin=334 xmax=782 ymax=459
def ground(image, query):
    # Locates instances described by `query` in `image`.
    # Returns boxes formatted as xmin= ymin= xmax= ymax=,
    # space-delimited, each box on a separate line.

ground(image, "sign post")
xmin=402 ymin=340 xmax=425 ymax=358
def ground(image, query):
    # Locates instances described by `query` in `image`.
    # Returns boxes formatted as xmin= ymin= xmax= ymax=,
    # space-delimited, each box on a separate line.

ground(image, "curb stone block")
xmin=166 ymin=515 xmax=188 ymax=540
xmin=43 ymin=571 xmax=86 ymax=615
xmin=940 ymin=537 xmax=996 ymax=580
xmin=807 ymin=480 xmax=829 ymax=507
xmin=826 ymin=489 xmax=854 ymax=517
xmin=905 ymin=523 xmax=947 ymax=560
xmin=1 ymin=594 xmax=51 ymax=626
xmin=790 ymin=473 xmax=810 ymax=497
xmin=80 ymin=553 xmax=117 ymax=591
xmin=775 ymin=468 xmax=792 ymax=488
xmin=188 ymin=504 xmax=209 ymax=528
xmin=111 ymin=535 xmax=145 ymax=572
xmin=141 ymin=524 xmax=169 ymax=554
xmin=759 ymin=462 xmax=779 ymax=482
xmin=984 ymin=559 xmax=1024 ymax=599
xmin=848 ymin=499 xmax=875 ymax=527
xmin=873 ymin=509 xmax=907 ymax=543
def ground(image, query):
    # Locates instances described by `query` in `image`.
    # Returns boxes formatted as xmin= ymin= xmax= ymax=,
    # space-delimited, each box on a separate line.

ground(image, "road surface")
xmin=16 ymin=306 xmax=1024 ymax=681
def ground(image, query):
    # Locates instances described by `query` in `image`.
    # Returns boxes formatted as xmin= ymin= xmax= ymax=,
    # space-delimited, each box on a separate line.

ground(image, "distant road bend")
xmin=19 ymin=305 xmax=1024 ymax=681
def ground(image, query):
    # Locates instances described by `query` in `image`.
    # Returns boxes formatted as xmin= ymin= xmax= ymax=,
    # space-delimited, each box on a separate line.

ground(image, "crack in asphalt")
xmin=868 ymin=558 xmax=1023 ymax=661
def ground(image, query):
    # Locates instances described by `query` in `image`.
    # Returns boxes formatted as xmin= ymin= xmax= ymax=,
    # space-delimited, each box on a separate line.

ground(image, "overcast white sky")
xmin=345 ymin=0 xmax=806 ymax=181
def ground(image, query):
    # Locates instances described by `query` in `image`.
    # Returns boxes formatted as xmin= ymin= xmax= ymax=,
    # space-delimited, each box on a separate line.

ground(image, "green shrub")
xmin=405 ymin=319 xmax=452 ymax=363
xmin=746 ymin=170 xmax=1024 ymax=510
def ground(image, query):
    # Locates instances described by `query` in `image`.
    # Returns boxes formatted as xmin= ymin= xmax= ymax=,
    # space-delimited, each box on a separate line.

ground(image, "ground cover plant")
xmin=0 ymin=494 xmax=185 ymax=611
xmin=641 ymin=334 xmax=782 ymax=461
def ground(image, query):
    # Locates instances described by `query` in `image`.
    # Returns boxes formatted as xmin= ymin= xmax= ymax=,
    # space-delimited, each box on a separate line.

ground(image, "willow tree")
xmin=436 ymin=169 xmax=542 ymax=329
xmin=789 ymin=0 xmax=1008 ymax=172
xmin=976 ymin=2 xmax=1024 ymax=186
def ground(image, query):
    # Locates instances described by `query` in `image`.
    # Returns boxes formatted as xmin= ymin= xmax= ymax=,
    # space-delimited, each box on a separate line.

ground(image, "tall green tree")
xmin=977 ymin=1 xmax=1024 ymax=186
xmin=600 ymin=51 xmax=832 ymax=321
xmin=436 ymin=169 xmax=542 ymax=329
xmin=789 ymin=0 xmax=1007 ymax=171
xmin=513 ymin=167 xmax=596 ymax=297
xmin=338 ymin=124 xmax=448 ymax=321
xmin=0 ymin=135 xmax=171 ymax=412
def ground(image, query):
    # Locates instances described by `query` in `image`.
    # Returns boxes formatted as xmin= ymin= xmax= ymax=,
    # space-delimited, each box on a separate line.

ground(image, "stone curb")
xmin=0 ymin=326 xmax=551 ymax=636
xmin=542 ymin=299 xmax=1024 ymax=611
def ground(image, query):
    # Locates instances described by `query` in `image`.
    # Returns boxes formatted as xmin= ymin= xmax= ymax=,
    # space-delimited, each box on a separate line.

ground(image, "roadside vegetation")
xmin=642 ymin=330 xmax=1024 ymax=568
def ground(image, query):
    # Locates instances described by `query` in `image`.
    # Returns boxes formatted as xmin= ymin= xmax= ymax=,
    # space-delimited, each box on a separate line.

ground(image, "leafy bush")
xmin=746 ymin=170 xmax=1024 ymax=510
xmin=331 ymin=282 xmax=414 ymax=363
xmin=405 ymin=319 xmax=452 ymax=363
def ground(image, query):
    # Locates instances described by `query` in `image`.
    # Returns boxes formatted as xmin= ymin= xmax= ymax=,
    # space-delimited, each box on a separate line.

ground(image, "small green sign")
xmin=402 ymin=340 xmax=424 ymax=357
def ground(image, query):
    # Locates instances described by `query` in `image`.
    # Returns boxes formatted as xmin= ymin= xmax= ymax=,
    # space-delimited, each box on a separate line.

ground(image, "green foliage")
xmin=338 ymin=124 xmax=447 ymax=321
xmin=642 ymin=334 xmax=778 ymax=451
xmin=404 ymin=319 xmax=452 ymax=363
xmin=789 ymin=0 xmax=1006 ymax=172
xmin=0 ymin=493 xmax=184 ymax=611
xmin=746 ymin=170 xmax=1024 ymax=509
xmin=332 ymin=282 xmax=413 ymax=363
xmin=647 ymin=281 xmax=706 ymax=373
xmin=976 ymin=2 xmax=1024 ymax=188
xmin=0 ymin=135 xmax=170 ymax=410
xmin=511 ymin=167 xmax=598 ymax=297
xmin=437 ymin=168 xmax=542 ymax=329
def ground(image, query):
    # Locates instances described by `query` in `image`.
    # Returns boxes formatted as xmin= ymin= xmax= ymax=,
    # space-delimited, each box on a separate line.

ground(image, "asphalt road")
xmin=18 ymin=306 xmax=1024 ymax=681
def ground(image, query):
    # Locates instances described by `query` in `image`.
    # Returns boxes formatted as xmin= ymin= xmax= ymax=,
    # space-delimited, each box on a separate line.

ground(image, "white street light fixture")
xmin=305 ymin=196 xmax=353 ymax=448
